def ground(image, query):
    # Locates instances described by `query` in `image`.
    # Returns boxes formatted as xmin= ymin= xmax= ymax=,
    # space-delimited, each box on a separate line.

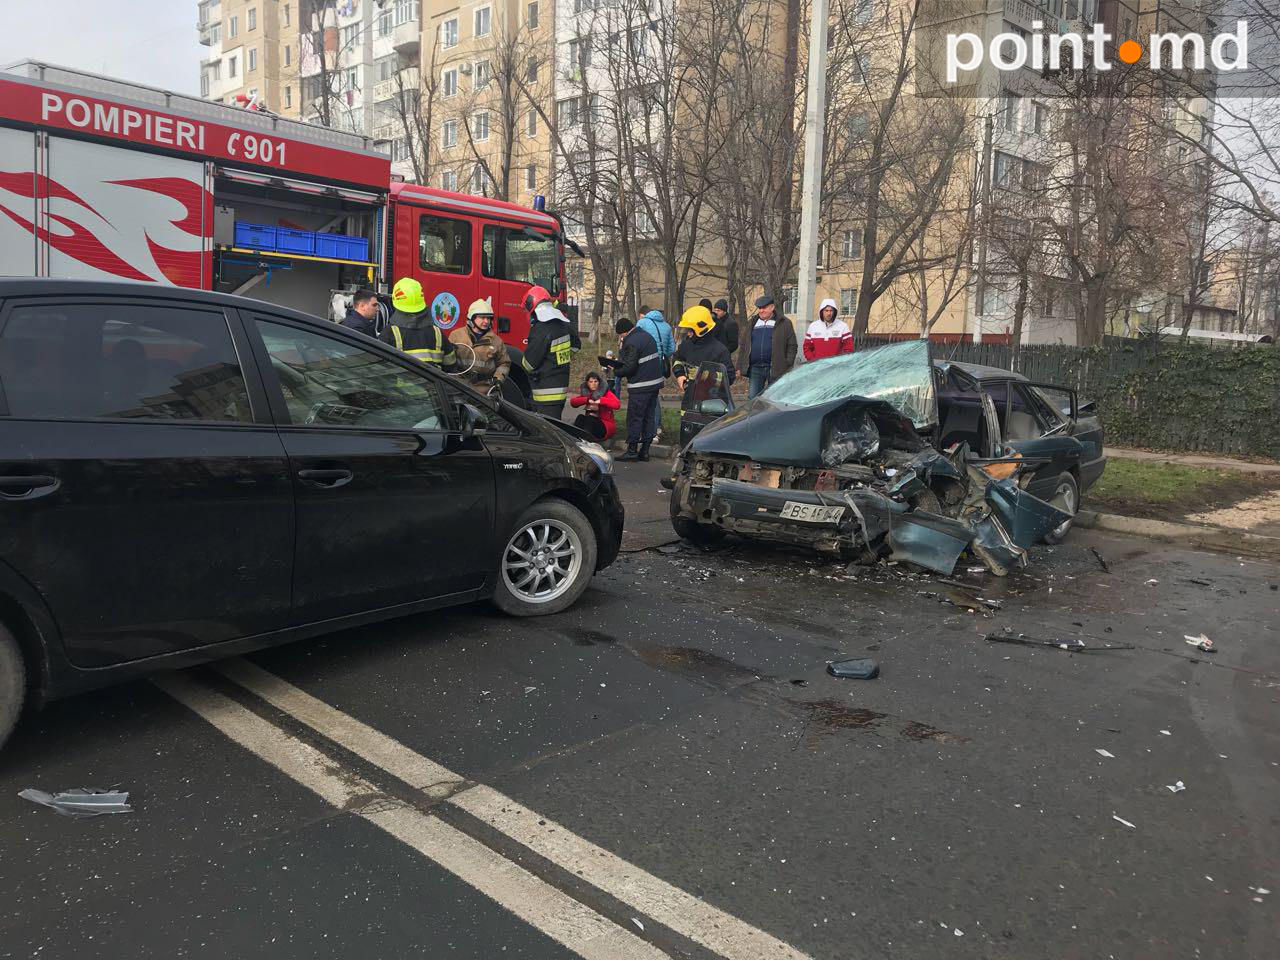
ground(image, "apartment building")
xmin=428 ymin=0 xmax=554 ymax=200
xmin=198 ymin=0 xmax=299 ymax=116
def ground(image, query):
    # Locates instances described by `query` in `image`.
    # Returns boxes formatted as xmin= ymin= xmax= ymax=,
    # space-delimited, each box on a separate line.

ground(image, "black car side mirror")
xmin=459 ymin=403 xmax=489 ymax=438
xmin=697 ymin=399 xmax=729 ymax=417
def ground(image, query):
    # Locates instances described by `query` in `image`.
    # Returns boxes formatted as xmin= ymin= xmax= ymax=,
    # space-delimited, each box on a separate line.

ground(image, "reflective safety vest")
xmin=624 ymin=326 xmax=665 ymax=393
xmin=390 ymin=323 xmax=446 ymax=366
xmin=522 ymin=316 xmax=575 ymax=403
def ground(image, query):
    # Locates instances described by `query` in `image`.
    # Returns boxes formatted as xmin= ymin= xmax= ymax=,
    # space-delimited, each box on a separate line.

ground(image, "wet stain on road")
xmin=565 ymin=628 xmax=618 ymax=647
xmin=789 ymin=698 xmax=970 ymax=748
xmin=626 ymin=643 xmax=770 ymax=689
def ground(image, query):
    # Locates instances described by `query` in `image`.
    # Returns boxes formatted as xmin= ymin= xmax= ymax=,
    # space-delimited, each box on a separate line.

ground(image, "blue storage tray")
xmin=315 ymin=233 xmax=370 ymax=262
xmin=276 ymin=228 xmax=316 ymax=255
xmin=234 ymin=222 xmax=277 ymax=250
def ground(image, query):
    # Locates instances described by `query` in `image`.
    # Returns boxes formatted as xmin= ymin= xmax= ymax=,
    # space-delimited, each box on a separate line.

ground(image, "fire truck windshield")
xmin=482 ymin=225 xmax=562 ymax=296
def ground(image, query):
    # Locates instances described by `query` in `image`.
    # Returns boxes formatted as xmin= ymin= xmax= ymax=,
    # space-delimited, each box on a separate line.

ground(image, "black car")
xmin=0 ymin=279 xmax=622 ymax=749
xmin=670 ymin=339 xmax=1105 ymax=573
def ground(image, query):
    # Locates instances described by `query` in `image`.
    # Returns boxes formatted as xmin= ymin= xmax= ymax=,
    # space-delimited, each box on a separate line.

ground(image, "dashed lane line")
xmin=209 ymin=658 xmax=812 ymax=960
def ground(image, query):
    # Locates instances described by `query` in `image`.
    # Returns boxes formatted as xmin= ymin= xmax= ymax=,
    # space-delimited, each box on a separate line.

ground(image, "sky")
xmin=0 ymin=0 xmax=206 ymax=95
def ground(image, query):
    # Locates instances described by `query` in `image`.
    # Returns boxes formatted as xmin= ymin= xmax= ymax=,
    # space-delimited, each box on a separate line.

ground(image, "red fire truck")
xmin=0 ymin=61 xmax=570 ymax=350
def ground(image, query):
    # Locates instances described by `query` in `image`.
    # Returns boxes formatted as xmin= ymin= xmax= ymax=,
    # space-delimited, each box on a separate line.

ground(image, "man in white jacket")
xmin=802 ymin=298 xmax=854 ymax=361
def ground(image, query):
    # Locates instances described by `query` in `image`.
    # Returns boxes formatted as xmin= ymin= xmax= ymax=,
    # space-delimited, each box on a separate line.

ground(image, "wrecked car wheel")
xmin=493 ymin=500 xmax=598 ymax=617
xmin=671 ymin=515 xmax=725 ymax=545
xmin=1042 ymin=473 xmax=1079 ymax=544
xmin=0 ymin=622 xmax=25 ymax=751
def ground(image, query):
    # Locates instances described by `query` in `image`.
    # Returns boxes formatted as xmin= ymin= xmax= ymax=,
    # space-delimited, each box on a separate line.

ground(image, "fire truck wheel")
xmin=492 ymin=499 xmax=598 ymax=616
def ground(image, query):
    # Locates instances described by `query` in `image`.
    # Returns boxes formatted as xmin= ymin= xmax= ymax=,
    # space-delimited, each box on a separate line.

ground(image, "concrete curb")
xmin=1075 ymin=509 xmax=1280 ymax=560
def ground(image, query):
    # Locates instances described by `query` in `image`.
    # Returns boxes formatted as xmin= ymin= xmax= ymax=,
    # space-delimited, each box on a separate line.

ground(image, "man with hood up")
xmin=802 ymin=297 xmax=855 ymax=361
xmin=634 ymin=308 xmax=674 ymax=446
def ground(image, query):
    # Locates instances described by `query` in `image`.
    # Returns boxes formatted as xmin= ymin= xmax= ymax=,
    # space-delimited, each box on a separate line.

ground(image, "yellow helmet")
xmin=392 ymin=277 xmax=426 ymax=313
xmin=679 ymin=305 xmax=715 ymax=338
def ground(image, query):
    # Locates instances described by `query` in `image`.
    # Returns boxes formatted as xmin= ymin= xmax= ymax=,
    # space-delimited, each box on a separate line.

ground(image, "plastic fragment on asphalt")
xmin=1166 ymin=781 xmax=1186 ymax=793
xmin=954 ymin=928 xmax=964 ymax=937
xmin=1145 ymin=579 xmax=1159 ymax=585
xmin=523 ymin=686 xmax=537 ymax=694
xmin=1257 ymin=887 xmax=1271 ymax=895
xmin=827 ymin=658 xmax=880 ymax=680
xmin=631 ymin=918 xmax=644 ymax=931
xmin=1184 ymin=634 xmax=1216 ymax=653
xmin=1096 ymin=749 xmax=1115 ymax=758
xmin=1160 ymin=730 xmax=1172 ymax=736
xmin=19 ymin=787 xmax=132 ymax=817
xmin=1112 ymin=813 xmax=1136 ymax=829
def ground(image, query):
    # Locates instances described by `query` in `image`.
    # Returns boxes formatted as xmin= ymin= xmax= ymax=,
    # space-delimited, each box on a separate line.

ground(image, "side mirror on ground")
xmin=697 ymin=399 xmax=730 ymax=417
xmin=459 ymin=403 xmax=489 ymax=438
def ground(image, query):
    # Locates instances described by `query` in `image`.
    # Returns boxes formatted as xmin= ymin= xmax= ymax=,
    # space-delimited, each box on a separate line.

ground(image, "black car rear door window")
xmin=0 ymin=302 xmax=252 ymax=423
xmin=255 ymin=320 xmax=449 ymax=430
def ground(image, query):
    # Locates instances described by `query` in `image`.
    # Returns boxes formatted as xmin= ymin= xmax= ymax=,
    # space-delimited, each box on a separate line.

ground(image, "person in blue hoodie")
xmin=634 ymin=308 xmax=674 ymax=444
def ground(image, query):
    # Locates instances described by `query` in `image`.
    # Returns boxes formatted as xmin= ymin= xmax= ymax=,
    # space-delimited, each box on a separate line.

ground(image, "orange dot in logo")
xmin=1118 ymin=40 xmax=1144 ymax=65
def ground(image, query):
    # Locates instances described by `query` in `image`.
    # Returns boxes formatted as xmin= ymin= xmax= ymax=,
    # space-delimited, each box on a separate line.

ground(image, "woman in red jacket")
xmin=568 ymin=371 xmax=620 ymax=441
xmin=803 ymin=298 xmax=854 ymax=361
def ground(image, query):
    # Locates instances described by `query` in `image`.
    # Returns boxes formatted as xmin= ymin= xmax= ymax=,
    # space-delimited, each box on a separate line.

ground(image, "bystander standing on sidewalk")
xmin=737 ymin=294 xmax=796 ymax=399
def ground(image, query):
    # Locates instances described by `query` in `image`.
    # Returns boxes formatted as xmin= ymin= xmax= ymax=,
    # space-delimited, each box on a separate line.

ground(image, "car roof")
xmin=933 ymin=358 xmax=1028 ymax=382
xmin=0 ymin=278 xmax=326 ymax=326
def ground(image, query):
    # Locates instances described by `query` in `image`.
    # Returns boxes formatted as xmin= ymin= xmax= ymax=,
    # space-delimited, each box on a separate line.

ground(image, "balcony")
xmin=374 ymin=66 xmax=419 ymax=103
xmin=197 ymin=1 xmax=220 ymax=45
xmin=392 ymin=17 xmax=421 ymax=56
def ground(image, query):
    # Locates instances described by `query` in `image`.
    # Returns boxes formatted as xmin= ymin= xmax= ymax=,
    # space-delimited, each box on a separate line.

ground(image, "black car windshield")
xmin=761 ymin=339 xmax=938 ymax=429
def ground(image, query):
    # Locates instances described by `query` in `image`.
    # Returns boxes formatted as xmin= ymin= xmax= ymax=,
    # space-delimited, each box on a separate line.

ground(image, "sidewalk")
xmin=1107 ymin=446 xmax=1280 ymax=475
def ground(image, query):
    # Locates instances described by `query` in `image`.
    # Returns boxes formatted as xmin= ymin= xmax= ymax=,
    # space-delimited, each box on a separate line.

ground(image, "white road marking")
xmin=155 ymin=673 xmax=667 ymax=960
xmin=207 ymin=658 xmax=812 ymax=960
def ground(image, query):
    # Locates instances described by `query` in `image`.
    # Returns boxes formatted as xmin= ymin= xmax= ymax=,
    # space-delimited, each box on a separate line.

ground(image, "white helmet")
xmin=467 ymin=297 xmax=494 ymax=320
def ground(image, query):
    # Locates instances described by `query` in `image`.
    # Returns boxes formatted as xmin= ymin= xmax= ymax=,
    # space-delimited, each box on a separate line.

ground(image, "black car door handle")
xmin=297 ymin=468 xmax=354 ymax=489
xmin=0 ymin=475 xmax=60 ymax=500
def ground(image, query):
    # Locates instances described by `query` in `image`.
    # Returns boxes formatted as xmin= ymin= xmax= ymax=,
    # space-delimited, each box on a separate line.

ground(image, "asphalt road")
xmin=1 ymin=460 xmax=1277 ymax=959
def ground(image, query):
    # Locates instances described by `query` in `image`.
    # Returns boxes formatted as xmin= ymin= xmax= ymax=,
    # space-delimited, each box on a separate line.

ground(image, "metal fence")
xmin=851 ymin=335 xmax=1280 ymax=459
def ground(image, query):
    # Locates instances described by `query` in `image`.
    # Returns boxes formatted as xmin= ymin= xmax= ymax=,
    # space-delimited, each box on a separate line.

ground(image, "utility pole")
xmin=973 ymin=113 xmax=994 ymax=344
xmin=793 ymin=0 xmax=830 ymax=361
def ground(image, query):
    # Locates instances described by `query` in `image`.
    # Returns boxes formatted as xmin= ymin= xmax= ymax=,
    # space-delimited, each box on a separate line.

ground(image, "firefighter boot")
xmin=638 ymin=441 xmax=652 ymax=462
xmin=618 ymin=444 xmax=641 ymax=462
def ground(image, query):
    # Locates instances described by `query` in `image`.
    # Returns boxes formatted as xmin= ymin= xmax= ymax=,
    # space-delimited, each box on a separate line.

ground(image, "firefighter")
xmin=520 ymin=285 xmax=576 ymax=419
xmin=380 ymin=277 xmax=458 ymax=371
xmin=449 ymin=297 xmax=510 ymax=391
xmin=672 ymin=304 xmax=735 ymax=410
xmin=602 ymin=317 xmax=665 ymax=461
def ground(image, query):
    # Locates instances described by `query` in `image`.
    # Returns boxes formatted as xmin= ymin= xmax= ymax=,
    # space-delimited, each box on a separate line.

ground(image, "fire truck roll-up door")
xmin=0 ymin=131 xmax=210 ymax=285
xmin=212 ymin=166 xmax=384 ymax=320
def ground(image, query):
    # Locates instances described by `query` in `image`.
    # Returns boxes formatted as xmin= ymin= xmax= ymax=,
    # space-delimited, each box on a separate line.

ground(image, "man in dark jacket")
xmin=711 ymin=298 xmax=740 ymax=358
xmin=380 ymin=278 xmax=458 ymax=371
xmin=340 ymin=288 xmax=379 ymax=337
xmin=522 ymin=300 xmax=576 ymax=419
xmin=737 ymin=294 xmax=797 ymax=399
xmin=602 ymin=317 xmax=664 ymax=461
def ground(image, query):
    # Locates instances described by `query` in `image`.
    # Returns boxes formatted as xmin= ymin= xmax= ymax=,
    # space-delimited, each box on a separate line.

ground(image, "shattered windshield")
xmin=761 ymin=339 xmax=938 ymax=429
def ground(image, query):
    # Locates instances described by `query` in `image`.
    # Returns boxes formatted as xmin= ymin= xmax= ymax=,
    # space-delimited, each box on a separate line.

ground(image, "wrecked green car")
xmin=668 ymin=340 xmax=1107 ymax=575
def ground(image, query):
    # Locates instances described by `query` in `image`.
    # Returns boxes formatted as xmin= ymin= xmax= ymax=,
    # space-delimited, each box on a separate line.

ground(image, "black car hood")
xmin=688 ymin=395 xmax=925 ymax=466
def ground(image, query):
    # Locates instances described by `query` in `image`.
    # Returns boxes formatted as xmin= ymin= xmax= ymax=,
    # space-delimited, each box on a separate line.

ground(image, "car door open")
xmin=250 ymin=317 xmax=496 ymax=625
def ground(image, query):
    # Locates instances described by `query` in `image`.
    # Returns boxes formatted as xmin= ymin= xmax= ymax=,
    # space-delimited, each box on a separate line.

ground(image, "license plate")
xmin=779 ymin=501 xmax=845 ymax=524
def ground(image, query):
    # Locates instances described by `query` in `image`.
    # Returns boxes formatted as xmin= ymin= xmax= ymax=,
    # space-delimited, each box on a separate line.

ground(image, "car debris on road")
xmin=827 ymin=658 xmax=880 ymax=680
xmin=19 ymin=787 xmax=133 ymax=817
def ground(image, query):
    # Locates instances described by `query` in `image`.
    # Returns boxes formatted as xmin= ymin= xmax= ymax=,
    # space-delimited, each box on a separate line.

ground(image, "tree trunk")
xmin=1011 ymin=268 xmax=1030 ymax=370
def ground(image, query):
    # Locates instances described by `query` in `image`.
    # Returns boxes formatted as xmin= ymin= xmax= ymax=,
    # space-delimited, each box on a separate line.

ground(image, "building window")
xmin=229 ymin=14 xmax=238 ymax=37
xmin=345 ymin=67 xmax=359 ymax=91
xmin=474 ymin=60 xmax=490 ymax=89
xmin=377 ymin=6 xmax=393 ymax=35
xmin=471 ymin=164 xmax=488 ymax=195
xmin=840 ymin=288 xmax=858 ymax=315
xmin=442 ymin=118 xmax=458 ymax=147
xmin=568 ymin=37 xmax=592 ymax=70
xmin=526 ymin=56 xmax=538 ymax=82
xmin=210 ymin=61 xmax=221 ymax=80
xmin=557 ymin=96 xmax=579 ymax=127
xmin=573 ymin=0 xmax=593 ymax=12
xmin=442 ymin=17 xmax=458 ymax=48
xmin=474 ymin=6 xmax=491 ymax=37
xmin=210 ymin=22 xmax=220 ymax=44
xmin=1000 ymin=92 xmax=1021 ymax=131
xmin=472 ymin=110 xmax=490 ymax=142
xmin=526 ymin=108 xmax=537 ymax=136
xmin=782 ymin=287 xmax=798 ymax=315
xmin=283 ymin=3 xmax=290 ymax=27
xmin=201 ymin=73 xmax=210 ymax=97
xmin=248 ymin=7 xmax=256 ymax=30
xmin=527 ymin=1 xmax=539 ymax=28
xmin=993 ymin=150 xmax=1018 ymax=189
xmin=526 ymin=164 xmax=536 ymax=190
xmin=1032 ymin=101 xmax=1049 ymax=134
xmin=340 ymin=23 xmax=359 ymax=51
xmin=442 ymin=169 xmax=458 ymax=192
xmin=285 ymin=85 xmax=292 ymax=108
xmin=442 ymin=68 xmax=458 ymax=97
xmin=284 ymin=44 xmax=291 ymax=66
xmin=248 ymin=47 xmax=258 ymax=73
xmin=842 ymin=229 xmax=862 ymax=259
xmin=228 ymin=55 xmax=238 ymax=77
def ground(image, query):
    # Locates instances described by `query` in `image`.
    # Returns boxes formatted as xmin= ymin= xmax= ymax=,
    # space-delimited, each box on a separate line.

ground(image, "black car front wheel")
xmin=669 ymin=492 xmax=725 ymax=545
xmin=0 ymin=623 xmax=25 ymax=752
xmin=492 ymin=499 xmax=598 ymax=616
xmin=1043 ymin=472 xmax=1080 ymax=545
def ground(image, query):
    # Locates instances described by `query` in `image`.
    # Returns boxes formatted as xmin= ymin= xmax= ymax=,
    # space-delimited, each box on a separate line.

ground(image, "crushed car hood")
xmin=689 ymin=395 xmax=925 ymax=466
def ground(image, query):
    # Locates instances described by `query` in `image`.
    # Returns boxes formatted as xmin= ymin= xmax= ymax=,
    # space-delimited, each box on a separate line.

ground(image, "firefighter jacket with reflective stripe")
xmin=616 ymin=326 xmax=664 ymax=393
xmin=522 ymin=316 xmax=575 ymax=403
xmin=448 ymin=326 xmax=511 ymax=386
xmin=379 ymin=310 xmax=458 ymax=369
xmin=672 ymin=333 xmax=735 ymax=409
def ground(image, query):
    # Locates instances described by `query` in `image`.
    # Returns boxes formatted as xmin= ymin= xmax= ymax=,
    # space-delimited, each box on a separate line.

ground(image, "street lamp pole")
xmin=794 ymin=0 xmax=830 ymax=359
